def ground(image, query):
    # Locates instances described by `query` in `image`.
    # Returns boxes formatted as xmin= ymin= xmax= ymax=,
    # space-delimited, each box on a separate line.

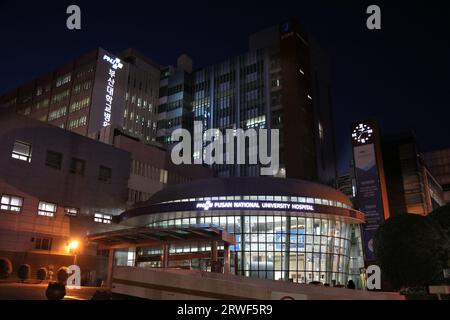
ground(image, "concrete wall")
xmin=111 ymin=267 xmax=405 ymax=300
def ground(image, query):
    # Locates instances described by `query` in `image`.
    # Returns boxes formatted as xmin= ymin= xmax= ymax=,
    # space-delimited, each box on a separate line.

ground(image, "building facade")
xmin=156 ymin=55 xmax=194 ymax=145
xmin=156 ymin=19 xmax=337 ymax=184
xmin=0 ymin=110 xmax=212 ymax=283
xmin=118 ymin=177 xmax=366 ymax=288
xmin=1 ymin=19 xmax=337 ymax=185
xmin=0 ymin=111 xmax=130 ymax=283
xmin=422 ymin=148 xmax=450 ymax=204
xmin=0 ymin=48 xmax=160 ymax=144
xmin=382 ymin=132 xmax=444 ymax=216
xmin=336 ymin=174 xmax=356 ymax=201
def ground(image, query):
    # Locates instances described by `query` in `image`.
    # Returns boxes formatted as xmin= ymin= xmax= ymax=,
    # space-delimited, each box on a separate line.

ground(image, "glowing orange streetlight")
xmin=67 ymin=240 xmax=80 ymax=265
xmin=68 ymin=240 xmax=79 ymax=250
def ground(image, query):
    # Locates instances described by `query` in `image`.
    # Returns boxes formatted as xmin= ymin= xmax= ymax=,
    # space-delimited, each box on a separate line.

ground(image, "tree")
xmin=428 ymin=204 xmax=450 ymax=238
xmin=17 ymin=264 xmax=31 ymax=282
xmin=428 ymin=204 xmax=450 ymax=271
xmin=57 ymin=267 xmax=69 ymax=285
xmin=37 ymin=267 xmax=48 ymax=282
xmin=0 ymin=258 xmax=12 ymax=279
xmin=374 ymin=214 xmax=446 ymax=289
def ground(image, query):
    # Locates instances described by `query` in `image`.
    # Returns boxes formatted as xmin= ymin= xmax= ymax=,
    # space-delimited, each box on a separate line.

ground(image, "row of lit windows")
xmin=131 ymin=160 xmax=168 ymax=184
xmin=0 ymin=194 xmax=71 ymax=218
xmin=68 ymin=115 xmax=87 ymax=129
xmin=48 ymin=106 xmax=67 ymax=121
xmin=51 ymin=90 xmax=70 ymax=104
xmin=125 ymin=93 xmax=154 ymax=112
xmin=69 ymin=97 xmax=90 ymax=113
xmin=128 ymin=189 xmax=151 ymax=204
xmin=159 ymin=195 xmax=352 ymax=209
xmin=73 ymin=80 xmax=92 ymax=94
xmin=1 ymin=193 xmax=112 ymax=224
xmin=34 ymin=98 xmax=50 ymax=110
xmin=146 ymin=214 xmax=359 ymax=283
xmin=149 ymin=216 xmax=353 ymax=241
xmin=56 ymin=73 xmax=72 ymax=88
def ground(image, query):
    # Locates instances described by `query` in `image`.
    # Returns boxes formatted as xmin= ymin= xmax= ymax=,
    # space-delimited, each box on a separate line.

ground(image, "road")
xmin=0 ymin=282 xmax=108 ymax=300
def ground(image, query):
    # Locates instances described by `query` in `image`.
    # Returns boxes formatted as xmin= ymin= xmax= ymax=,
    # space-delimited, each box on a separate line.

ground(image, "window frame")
xmin=0 ymin=194 xmax=24 ymax=213
xmin=64 ymin=207 xmax=79 ymax=217
xmin=98 ymin=165 xmax=112 ymax=182
xmin=11 ymin=140 xmax=32 ymax=163
xmin=45 ymin=150 xmax=63 ymax=170
xmin=38 ymin=201 xmax=57 ymax=218
xmin=34 ymin=237 xmax=53 ymax=251
xmin=70 ymin=157 xmax=85 ymax=176
xmin=94 ymin=213 xmax=113 ymax=224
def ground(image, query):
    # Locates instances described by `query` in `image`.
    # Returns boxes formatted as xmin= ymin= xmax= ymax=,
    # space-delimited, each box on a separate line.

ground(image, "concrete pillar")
xmin=134 ymin=247 xmax=139 ymax=267
xmin=211 ymin=241 xmax=218 ymax=272
xmin=162 ymin=244 xmax=170 ymax=268
xmin=106 ymin=248 xmax=114 ymax=288
xmin=223 ymin=243 xmax=230 ymax=274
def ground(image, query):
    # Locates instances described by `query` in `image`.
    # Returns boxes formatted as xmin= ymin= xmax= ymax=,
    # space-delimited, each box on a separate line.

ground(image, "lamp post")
xmin=68 ymin=240 xmax=79 ymax=266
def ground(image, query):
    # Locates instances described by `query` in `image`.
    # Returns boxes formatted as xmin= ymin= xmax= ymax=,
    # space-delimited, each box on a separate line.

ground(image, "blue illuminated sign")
xmin=275 ymin=229 xmax=305 ymax=249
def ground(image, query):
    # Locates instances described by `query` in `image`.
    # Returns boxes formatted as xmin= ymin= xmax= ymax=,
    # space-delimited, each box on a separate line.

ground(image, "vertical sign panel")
xmin=89 ymin=48 xmax=127 ymax=135
xmin=353 ymin=142 xmax=385 ymax=261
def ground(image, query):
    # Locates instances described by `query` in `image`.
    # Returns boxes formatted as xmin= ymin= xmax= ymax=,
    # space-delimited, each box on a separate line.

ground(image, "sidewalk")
xmin=0 ymin=282 xmax=107 ymax=300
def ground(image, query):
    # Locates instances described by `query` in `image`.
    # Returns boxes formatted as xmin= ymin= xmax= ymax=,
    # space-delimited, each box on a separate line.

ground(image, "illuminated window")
xmin=94 ymin=213 xmax=112 ymax=224
xmin=64 ymin=207 xmax=79 ymax=216
xmin=68 ymin=116 xmax=87 ymax=129
xmin=70 ymin=97 xmax=90 ymax=113
xmin=48 ymin=106 xmax=67 ymax=121
xmin=56 ymin=73 xmax=71 ymax=87
xmin=159 ymin=169 xmax=168 ymax=184
xmin=38 ymin=201 xmax=57 ymax=217
xmin=1 ymin=195 xmax=23 ymax=212
xmin=51 ymin=90 xmax=69 ymax=104
xmin=11 ymin=140 xmax=32 ymax=162
xmin=319 ymin=122 xmax=324 ymax=140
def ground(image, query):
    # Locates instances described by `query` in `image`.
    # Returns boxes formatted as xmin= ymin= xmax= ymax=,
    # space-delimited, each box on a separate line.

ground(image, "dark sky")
xmin=1 ymin=0 xmax=449 ymax=175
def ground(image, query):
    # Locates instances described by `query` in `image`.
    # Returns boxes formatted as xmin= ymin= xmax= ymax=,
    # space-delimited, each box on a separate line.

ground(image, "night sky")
xmin=1 ymin=0 xmax=449 ymax=175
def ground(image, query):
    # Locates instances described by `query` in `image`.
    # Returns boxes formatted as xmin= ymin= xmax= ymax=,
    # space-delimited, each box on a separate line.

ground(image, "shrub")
xmin=37 ymin=267 xmax=48 ymax=281
xmin=0 ymin=258 xmax=13 ymax=279
xmin=57 ymin=267 xmax=69 ymax=285
xmin=17 ymin=264 xmax=31 ymax=282
xmin=374 ymin=214 xmax=446 ymax=289
xmin=45 ymin=282 xmax=66 ymax=300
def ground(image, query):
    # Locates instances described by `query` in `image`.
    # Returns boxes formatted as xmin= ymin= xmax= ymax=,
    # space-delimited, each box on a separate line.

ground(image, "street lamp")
xmin=68 ymin=240 xmax=79 ymax=265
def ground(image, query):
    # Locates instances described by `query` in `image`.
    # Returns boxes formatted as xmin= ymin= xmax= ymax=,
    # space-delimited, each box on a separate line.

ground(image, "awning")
xmin=86 ymin=224 xmax=236 ymax=250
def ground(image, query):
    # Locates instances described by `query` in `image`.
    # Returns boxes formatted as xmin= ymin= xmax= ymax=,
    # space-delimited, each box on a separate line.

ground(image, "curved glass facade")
xmin=143 ymin=209 xmax=364 ymax=287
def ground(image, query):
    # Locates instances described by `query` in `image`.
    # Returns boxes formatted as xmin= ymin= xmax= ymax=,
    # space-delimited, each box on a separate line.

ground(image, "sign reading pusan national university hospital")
xmin=88 ymin=48 xmax=127 ymax=134
xmin=120 ymin=199 xmax=365 ymax=224
xmin=195 ymin=200 xmax=314 ymax=212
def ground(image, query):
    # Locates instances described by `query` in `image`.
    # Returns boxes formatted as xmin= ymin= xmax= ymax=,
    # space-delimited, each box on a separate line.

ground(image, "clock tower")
xmin=351 ymin=120 xmax=390 ymax=263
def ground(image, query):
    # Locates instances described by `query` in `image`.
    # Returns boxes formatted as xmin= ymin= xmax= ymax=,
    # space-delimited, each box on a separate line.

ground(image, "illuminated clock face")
xmin=352 ymin=123 xmax=373 ymax=144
